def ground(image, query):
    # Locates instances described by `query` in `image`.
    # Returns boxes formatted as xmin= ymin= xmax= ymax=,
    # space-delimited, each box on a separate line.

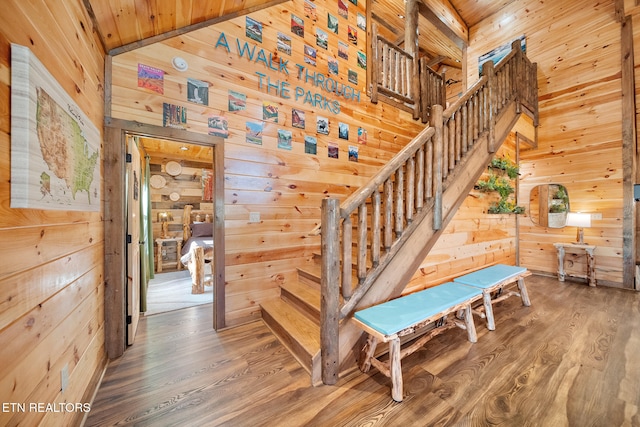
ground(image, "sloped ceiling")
xmin=85 ymin=0 xmax=511 ymax=68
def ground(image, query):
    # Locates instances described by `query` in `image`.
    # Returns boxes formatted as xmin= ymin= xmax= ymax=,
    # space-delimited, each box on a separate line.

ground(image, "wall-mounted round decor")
xmin=149 ymin=174 xmax=166 ymax=189
xmin=169 ymin=192 xmax=180 ymax=201
xmin=165 ymin=161 xmax=182 ymax=176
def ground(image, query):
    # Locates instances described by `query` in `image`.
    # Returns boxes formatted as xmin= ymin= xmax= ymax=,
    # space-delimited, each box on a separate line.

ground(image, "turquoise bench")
xmin=353 ymin=282 xmax=483 ymax=402
xmin=453 ymin=264 xmax=531 ymax=331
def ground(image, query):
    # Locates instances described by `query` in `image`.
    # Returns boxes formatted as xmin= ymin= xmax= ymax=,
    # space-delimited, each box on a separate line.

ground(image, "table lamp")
xmin=158 ymin=212 xmax=174 ymax=238
xmin=565 ymin=212 xmax=591 ymax=245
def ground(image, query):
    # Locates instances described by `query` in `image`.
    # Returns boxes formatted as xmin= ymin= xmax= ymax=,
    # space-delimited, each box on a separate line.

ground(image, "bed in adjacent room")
xmin=180 ymin=205 xmax=213 ymax=294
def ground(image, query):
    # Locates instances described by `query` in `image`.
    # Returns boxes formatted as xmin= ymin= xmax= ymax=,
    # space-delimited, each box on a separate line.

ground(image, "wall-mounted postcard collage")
xmin=137 ymin=0 xmax=368 ymax=162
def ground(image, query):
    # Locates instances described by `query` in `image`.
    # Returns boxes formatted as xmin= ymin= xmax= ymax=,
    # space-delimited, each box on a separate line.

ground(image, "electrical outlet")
xmin=61 ymin=364 xmax=69 ymax=393
xmin=591 ymin=213 xmax=602 ymax=220
xmin=249 ymin=212 xmax=260 ymax=223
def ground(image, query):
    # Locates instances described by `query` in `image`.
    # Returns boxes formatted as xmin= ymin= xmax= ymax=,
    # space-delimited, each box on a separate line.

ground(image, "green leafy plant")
xmin=548 ymin=203 xmax=567 ymax=213
xmin=475 ymin=155 xmax=524 ymax=214
xmin=489 ymin=156 xmax=520 ymax=179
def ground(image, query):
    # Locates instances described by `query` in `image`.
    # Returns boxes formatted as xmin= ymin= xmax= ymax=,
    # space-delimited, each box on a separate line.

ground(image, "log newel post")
xmin=482 ymin=60 xmax=497 ymax=153
xmin=321 ymin=198 xmax=340 ymax=385
xmin=432 ymin=104 xmax=444 ymax=230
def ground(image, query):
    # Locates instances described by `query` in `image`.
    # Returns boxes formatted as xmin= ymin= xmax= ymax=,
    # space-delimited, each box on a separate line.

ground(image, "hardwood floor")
xmin=85 ymin=275 xmax=640 ymax=426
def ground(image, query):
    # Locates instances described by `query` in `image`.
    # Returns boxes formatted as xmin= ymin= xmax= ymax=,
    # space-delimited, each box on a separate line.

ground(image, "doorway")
xmin=138 ymin=137 xmax=215 ymax=316
xmin=104 ymin=118 xmax=225 ymax=358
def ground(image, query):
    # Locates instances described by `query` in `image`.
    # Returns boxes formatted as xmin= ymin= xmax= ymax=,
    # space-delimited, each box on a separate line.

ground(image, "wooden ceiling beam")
xmin=418 ymin=0 xmax=468 ymax=48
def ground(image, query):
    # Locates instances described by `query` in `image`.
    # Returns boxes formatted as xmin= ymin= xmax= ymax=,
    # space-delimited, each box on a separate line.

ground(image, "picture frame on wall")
xmin=348 ymin=69 xmax=358 ymax=85
xmin=278 ymin=129 xmax=293 ymax=150
xmin=338 ymin=42 xmax=349 ymax=60
xmin=348 ymin=145 xmax=359 ymax=162
xmin=304 ymin=45 xmax=317 ymax=66
xmin=357 ymin=13 xmax=366 ymax=31
xmin=246 ymin=122 xmax=263 ymax=145
xmin=292 ymin=109 xmax=306 ymax=129
xmin=277 ymin=32 xmax=292 ymax=55
xmin=328 ymin=142 xmax=339 ymax=159
xmin=317 ymin=116 xmax=329 ymax=135
xmin=338 ymin=0 xmax=348 ymax=19
xmin=246 ymin=16 xmax=263 ymax=43
xmin=339 ymin=122 xmax=349 ymax=140
xmin=304 ymin=135 xmax=317 ymax=154
xmin=187 ymin=78 xmax=209 ymax=105
xmin=316 ymin=28 xmax=328 ymax=50
xmin=291 ymin=14 xmax=304 ymax=37
xmin=163 ymin=103 xmax=187 ymax=129
xmin=328 ymin=58 xmax=338 ymax=75
xmin=228 ymin=90 xmax=246 ymax=112
xmin=208 ymin=115 xmax=228 ymax=138
xmin=328 ymin=13 xmax=339 ymax=34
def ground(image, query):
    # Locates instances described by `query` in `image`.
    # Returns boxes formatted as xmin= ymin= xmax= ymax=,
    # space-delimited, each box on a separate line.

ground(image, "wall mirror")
xmin=529 ymin=184 xmax=570 ymax=228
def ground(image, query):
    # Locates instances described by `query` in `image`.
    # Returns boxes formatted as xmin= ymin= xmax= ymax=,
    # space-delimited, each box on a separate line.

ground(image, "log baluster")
xmin=342 ymin=215 xmax=352 ymax=299
xmin=371 ymin=189 xmax=381 ymax=267
xmin=395 ymin=167 xmax=404 ymax=237
xmin=406 ymin=155 xmax=415 ymax=223
xmin=384 ymin=178 xmax=393 ymax=250
xmin=357 ymin=203 xmax=367 ymax=284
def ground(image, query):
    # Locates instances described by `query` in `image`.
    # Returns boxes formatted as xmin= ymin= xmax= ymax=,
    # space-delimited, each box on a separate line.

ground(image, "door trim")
xmin=104 ymin=117 xmax=226 ymax=359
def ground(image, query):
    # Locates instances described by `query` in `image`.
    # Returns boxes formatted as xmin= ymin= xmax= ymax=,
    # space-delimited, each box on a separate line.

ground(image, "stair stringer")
xmin=332 ymin=100 xmax=528 ymax=376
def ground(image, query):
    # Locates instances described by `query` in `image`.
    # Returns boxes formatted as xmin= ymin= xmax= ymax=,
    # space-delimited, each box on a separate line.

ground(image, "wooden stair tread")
xmin=260 ymin=299 xmax=320 ymax=374
xmin=297 ymin=264 xmax=322 ymax=288
xmin=281 ymin=281 xmax=321 ymax=319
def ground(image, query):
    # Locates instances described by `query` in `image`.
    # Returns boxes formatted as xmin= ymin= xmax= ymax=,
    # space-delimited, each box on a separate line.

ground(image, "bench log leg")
xmin=463 ymin=304 xmax=478 ymax=343
xmin=360 ymin=335 xmax=378 ymax=373
xmin=517 ymin=277 xmax=531 ymax=306
xmin=483 ymin=291 xmax=496 ymax=331
xmin=389 ymin=338 xmax=403 ymax=402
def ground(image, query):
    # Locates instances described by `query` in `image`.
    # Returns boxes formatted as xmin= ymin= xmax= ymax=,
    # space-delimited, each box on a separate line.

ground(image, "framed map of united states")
xmin=10 ymin=44 xmax=101 ymax=212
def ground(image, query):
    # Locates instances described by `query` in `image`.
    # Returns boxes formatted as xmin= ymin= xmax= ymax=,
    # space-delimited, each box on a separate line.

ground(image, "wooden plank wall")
xmin=109 ymin=0 xmax=524 ymax=326
xmin=406 ymin=138 xmax=518 ymax=293
xmin=0 ymin=0 xmax=106 ymax=425
xmin=466 ymin=0 xmax=625 ymax=286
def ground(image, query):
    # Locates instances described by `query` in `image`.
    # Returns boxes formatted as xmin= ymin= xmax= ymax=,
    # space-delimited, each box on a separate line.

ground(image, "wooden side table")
xmin=553 ymin=242 xmax=596 ymax=286
xmin=155 ymin=237 xmax=183 ymax=273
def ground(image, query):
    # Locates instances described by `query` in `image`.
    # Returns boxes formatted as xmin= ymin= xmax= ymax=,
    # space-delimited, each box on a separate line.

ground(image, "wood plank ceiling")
xmin=86 ymin=0 xmax=512 ymax=69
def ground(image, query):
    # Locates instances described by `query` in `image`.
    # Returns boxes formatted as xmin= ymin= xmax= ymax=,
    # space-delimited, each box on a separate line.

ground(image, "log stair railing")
xmin=260 ymin=40 xmax=537 ymax=387
xmin=371 ymin=22 xmax=446 ymax=125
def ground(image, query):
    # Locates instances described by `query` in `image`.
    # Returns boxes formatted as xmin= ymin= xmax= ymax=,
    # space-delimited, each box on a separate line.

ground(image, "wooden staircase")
xmin=261 ymin=40 xmax=538 ymax=386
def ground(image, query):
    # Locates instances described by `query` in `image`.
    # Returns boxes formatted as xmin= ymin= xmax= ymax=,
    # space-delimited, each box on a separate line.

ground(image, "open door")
xmin=126 ymin=135 xmax=142 ymax=345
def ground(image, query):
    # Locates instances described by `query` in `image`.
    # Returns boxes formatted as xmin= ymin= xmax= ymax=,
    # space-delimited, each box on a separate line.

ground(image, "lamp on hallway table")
xmin=158 ymin=212 xmax=174 ymax=238
xmin=565 ymin=212 xmax=591 ymax=245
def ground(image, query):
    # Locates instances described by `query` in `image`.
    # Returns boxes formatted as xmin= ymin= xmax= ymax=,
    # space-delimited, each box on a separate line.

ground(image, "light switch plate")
xmin=249 ymin=212 xmax=260 ymax=223
xmin=591 ymin=213 xmax=602 ymax=220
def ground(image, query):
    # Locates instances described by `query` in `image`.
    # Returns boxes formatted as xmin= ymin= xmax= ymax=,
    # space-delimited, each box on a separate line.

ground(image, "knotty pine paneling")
xmin=467 ymin=0 xmax=624 ymax=286
xmin=0 ymin=0 xmax=106 ymax=425
xmin=109 ymin=0 xmax=526 ymax=325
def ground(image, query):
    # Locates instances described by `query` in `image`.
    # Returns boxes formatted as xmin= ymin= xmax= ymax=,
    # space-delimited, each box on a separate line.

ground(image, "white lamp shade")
xmin=565 ymin=212 xmax=591 ymax=228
